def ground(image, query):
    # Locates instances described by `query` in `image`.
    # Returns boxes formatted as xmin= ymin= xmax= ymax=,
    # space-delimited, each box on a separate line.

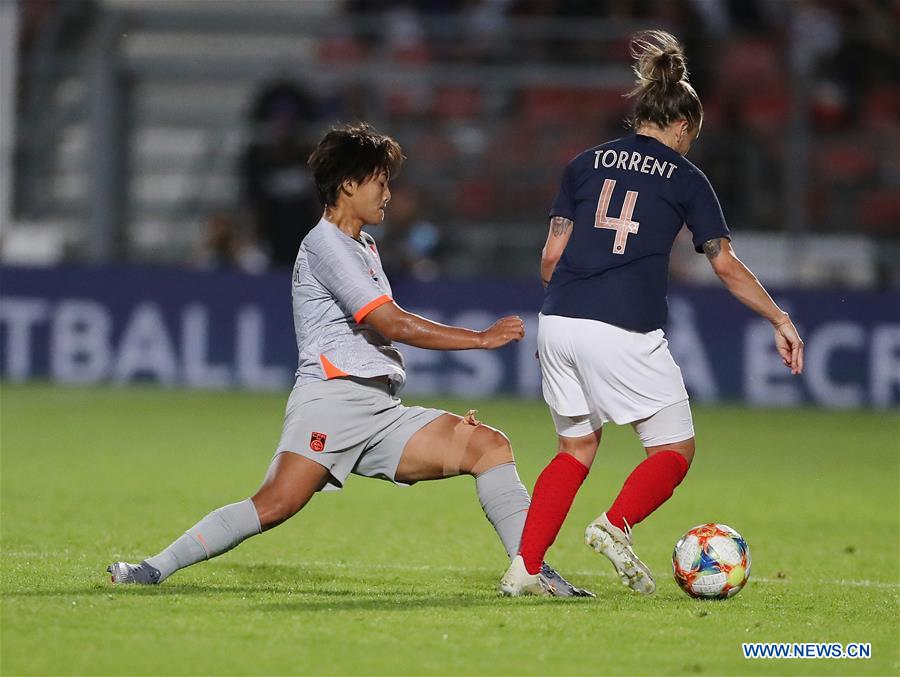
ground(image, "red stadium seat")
xmin=862 ymin=86 xmax=899 ymax=133
xmin=456 ymin=178 xmax=498 ymax=218
xmin=521 ymin=86 xmax=582 ymax=124
xmin=384 ymin=86 xmax=431 ymax=120
xmin=431 ymin=85 xmax=482 ymax=120
xmin=739 ymin=88 xmax=790 ymax=135
xmin=859 ymin=189 xmax=900 ymax=234
xmin=717 ymin=39 xmax=781 ymax=91
xmin=814 ymin=141 xmax=877 ymax=183
xmin=412 ymin=132 xmax=458 ymax=166
xmin=317 ymin=35 xmax=367 ymax=64
xmin=390 ymin=43 xmax=432 ymax=65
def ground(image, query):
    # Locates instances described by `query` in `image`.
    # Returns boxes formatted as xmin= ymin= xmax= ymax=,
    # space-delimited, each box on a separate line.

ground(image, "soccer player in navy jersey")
xmin=501 ymin=31 xmax=804 ymax=596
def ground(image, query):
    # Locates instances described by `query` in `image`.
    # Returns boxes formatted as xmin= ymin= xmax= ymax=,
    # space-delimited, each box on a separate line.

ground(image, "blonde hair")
xmin=625 ymin=30 xmax=703 ymax=131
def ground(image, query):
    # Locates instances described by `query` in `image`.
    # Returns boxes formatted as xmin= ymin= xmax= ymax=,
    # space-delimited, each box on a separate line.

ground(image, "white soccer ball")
xmin=672 ymin=523 xmax=751 ymax=599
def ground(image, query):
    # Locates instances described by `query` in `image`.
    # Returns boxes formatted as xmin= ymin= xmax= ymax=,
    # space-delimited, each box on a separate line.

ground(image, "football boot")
xmin=585 ymin=512 xmax=656 ymax=595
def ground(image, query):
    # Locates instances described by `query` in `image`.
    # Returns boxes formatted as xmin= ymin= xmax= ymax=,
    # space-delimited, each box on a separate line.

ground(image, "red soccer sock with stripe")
xmin=518 ymin=453 xmax=590 ymax=575
xmin=605 ymin=450 xmax=690 ymax=531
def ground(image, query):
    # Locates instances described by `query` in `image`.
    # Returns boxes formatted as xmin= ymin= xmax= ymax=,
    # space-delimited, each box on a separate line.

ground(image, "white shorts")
xmin=549 ymin=400 xmax=694 ymax=447
xmin=539 ymin=313 xmax=694 ymax=443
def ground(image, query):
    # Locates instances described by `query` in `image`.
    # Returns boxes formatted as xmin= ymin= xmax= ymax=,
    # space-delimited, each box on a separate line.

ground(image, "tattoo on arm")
xmin=550 ymin=216 xmax=573 ymax=237
xmin=703 ymin=238 xmax=722 ymax=260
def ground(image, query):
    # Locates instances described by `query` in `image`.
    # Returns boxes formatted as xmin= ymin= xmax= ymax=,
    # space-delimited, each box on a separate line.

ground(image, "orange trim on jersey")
xmin=353 ymin=294 xmax=392 ymax=323
xmin=320 ymin=354 xmax=349 ymax=380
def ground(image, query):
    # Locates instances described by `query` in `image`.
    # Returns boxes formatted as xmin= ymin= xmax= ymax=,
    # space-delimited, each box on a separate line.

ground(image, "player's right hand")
xmin=480 ymin=315 xmax=525 ymax=349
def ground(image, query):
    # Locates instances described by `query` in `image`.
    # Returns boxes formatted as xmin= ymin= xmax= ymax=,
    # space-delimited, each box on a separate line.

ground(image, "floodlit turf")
xmin=1 ymin=383 xmax=898 ymax=676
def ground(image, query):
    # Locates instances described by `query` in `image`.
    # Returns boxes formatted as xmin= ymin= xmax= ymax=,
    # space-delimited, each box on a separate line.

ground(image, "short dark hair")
xmin=307 ymin=123 xmax=405 ymax=206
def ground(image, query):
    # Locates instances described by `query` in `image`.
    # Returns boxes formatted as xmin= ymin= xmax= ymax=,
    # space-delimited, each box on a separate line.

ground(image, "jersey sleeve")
xmin=306 ymin=235 xmax=393 ymax=323
xmin=549 ymin=162 xmax=577 ymax=221
xmin=684 ymin=170 xmax=731 ymax=253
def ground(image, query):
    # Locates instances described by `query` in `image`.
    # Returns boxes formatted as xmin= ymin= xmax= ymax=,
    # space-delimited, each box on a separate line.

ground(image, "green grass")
xmin=1 ymin=383 xmax=898 ymax=676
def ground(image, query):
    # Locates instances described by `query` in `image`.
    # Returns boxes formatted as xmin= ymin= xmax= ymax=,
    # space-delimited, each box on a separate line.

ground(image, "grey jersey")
xmin=291 ymin=218 xmax=405 ymax=390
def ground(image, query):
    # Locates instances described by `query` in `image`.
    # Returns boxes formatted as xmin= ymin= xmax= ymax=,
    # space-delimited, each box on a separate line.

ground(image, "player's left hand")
xmin=462 ymin=409 xmax=481 ymax=426
xmin=773 ymin=315 xmax=804 ymax=375
xmin=479 ymin=315 xmax=525 ymax=349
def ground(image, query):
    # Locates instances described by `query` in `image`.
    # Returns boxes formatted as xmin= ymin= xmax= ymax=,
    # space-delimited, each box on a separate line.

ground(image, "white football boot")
xmin=585 ymin=512 xmax=656 ymax=595
xmin=499 ymin=555 xmax=551 ymax=596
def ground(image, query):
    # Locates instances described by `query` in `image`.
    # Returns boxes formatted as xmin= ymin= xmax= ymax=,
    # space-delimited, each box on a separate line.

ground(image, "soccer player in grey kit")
xmin=108 ymin=123 xmax=589 ymax=596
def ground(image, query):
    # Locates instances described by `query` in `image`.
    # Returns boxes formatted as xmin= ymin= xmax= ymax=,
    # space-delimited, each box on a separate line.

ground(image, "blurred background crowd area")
xmin=2 ymin=0 xmax=898 ymax=285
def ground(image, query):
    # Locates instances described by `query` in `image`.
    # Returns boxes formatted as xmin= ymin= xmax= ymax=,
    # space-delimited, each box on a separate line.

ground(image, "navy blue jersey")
xmin=542 ymin=133 xmax=730 ymax=332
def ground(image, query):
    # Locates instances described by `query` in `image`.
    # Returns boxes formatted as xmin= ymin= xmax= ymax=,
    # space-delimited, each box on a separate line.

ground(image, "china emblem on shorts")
xmin=310 ymin=432 xmax=327 ymax=452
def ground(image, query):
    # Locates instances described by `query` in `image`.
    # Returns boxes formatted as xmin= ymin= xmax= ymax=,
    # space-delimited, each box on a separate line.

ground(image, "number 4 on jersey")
xmin=594 ymin=179 xmax=640 ymax=254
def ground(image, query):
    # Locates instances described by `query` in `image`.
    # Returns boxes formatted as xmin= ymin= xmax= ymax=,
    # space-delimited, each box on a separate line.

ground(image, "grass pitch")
xmin=1 ymin=383 xmax=898 ymax=676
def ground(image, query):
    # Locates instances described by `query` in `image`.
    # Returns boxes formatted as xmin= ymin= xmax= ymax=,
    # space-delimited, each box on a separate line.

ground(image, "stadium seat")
xmin=317 ymin=35 xmax=367 ymax=64
xmin=431 ymin=85 xmax=482 ymax=120
xmin=814 ymin=141 xmax=877 ymax=183
xmin=859 ymin=188 xmax=900 ymax=234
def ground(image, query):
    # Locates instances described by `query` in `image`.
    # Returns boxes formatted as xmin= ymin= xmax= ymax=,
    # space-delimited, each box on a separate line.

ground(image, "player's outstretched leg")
xmin=108 ymin=452 xmax=329 ymax=584
xmin=396 ymin=412 xmax=591 ymax=597
xmin=108 ymin=498 xmax=261 ymax=585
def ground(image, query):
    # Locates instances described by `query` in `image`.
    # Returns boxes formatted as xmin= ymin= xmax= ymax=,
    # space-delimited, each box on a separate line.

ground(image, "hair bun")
xmin=631 ymin=30 xmax=689 ymax=90
xmin=655 ymin=50 xmax=686 ymax=86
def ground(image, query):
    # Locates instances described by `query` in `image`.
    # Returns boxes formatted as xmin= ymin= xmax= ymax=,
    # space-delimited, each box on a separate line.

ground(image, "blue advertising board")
xmin=1 ymin=265 xmax=898 ymax=408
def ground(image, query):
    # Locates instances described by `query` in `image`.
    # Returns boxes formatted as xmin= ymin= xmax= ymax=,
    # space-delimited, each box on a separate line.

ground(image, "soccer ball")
xmin=672 ymin=523 xmax=751 ymax=599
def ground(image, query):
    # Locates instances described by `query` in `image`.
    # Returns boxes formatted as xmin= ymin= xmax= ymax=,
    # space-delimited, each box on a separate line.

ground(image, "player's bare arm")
xmin=364 ymin=301 xmax=524 ymax=350
xmin=703 ymin=237 xmax=804 ymax=375
xmin=541 ymin=216 xmax=573 ymax=287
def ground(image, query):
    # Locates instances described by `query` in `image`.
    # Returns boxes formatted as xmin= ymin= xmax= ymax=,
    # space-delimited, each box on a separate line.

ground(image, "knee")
xmin=672 ymin=438 xmax=695 ymax=467
xmin=558 ymin=437 xmax=600 ymax=468
xmin=468 ymin=427 xmax=514 ymax=476
xmin=647 ymin=438 xmax=695 ymax=468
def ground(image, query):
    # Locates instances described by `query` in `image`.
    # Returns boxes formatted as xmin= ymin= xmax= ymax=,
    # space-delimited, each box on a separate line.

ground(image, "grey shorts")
xmin=275 ymin=378 xmax=445 ymax=491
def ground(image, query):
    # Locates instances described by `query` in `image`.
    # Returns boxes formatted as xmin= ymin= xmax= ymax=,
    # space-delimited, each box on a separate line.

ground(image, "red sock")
xmin=605 ymin=450 xmax=689 ymax=531
xmin=519 ymin=453 xmax=589 ymax=575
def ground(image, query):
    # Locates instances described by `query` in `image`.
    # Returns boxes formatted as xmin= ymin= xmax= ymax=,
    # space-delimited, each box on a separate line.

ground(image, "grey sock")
xmin=475 ymin=462 xmax=531 ymax=560
xmin=145 ymin=498 xmax=261 ymax=582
